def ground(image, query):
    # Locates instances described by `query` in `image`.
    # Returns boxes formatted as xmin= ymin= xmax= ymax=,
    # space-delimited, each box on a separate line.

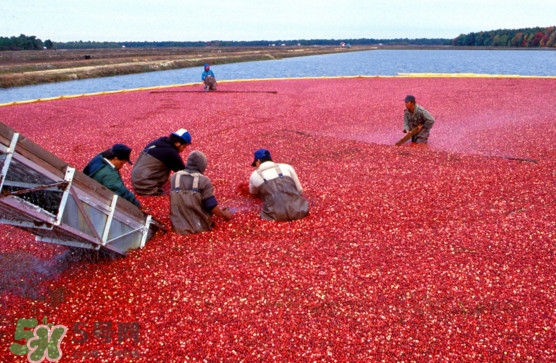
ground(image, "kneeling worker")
xmin=131 ymin=128 xmax=191 ymax=195
xmin=201 ymin=64 xmax=217 ymax=91
xmin=83 ymin=143 xmax=141 ymax=208
xmin=249 ymin=148 xmax=309 ymax=221
xmin=170 ymin=150 xmax=232 ymax=234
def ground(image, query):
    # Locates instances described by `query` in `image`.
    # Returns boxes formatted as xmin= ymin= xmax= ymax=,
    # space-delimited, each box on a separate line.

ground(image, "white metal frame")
xmin=0 ymin=122 xmax=159 ymax=256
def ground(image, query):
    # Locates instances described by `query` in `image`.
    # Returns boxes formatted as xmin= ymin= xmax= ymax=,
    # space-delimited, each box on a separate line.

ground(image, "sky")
xmin=2 ymin=0 xmax=555 ymax=42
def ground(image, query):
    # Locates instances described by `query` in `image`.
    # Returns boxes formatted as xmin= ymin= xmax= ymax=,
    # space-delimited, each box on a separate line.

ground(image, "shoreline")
xmin=2 ymin=45 xmax=552 ymax=89
xmin=0 ymin=45 xmax=377 ymax=88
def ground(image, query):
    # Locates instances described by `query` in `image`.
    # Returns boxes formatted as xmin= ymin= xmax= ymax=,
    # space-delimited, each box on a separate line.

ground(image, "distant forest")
xmin=453 ymin=26 xmax=556 ymax=47
xmin=1 ymin=26 xmax=555 ymax=51
xmin=0 ymin=34 xmax=54 ymax=50
xmin=0 ymin=37 xmax=452 ymax=50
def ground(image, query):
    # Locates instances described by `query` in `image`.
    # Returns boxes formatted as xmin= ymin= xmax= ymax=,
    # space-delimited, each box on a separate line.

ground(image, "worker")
xmin=403 ymin=95 xmax=435 ymax=144
xmin=201 ymin=63 xmax=217 ymax=91
xmin=131 ymin=128 xmax=191 ymax=195
xmin=170 ymin=150 xmax=232 ymax=234
xmin=249 ymin=148 xmax=309 ymax=221
xmin=83 ymin=143 xmax=141 ymax=208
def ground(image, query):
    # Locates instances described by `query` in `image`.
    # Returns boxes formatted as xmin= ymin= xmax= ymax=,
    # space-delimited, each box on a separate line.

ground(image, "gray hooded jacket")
xmin=170 ymin=151 xmax=218 ymax=234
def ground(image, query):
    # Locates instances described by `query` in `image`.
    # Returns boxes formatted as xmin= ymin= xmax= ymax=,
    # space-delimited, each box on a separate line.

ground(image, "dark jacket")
xmin=143 ymin=136 xmax=185 ymax=171
xmin=131 ymin=137 xmax=185 ymax=195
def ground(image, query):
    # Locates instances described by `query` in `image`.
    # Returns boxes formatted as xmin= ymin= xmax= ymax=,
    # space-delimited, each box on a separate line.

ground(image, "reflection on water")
xmin=0 ymin=49 xmax=554 ymax=104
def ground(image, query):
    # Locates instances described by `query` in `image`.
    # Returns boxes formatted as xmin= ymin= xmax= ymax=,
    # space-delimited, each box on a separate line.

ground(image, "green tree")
xmin=44 ymin=39 xmax=55 ymax=49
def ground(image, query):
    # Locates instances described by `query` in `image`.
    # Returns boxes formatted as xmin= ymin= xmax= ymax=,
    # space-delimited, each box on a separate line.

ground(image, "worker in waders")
xmin=83 ymin=144 xmax=141 ymax=208
xmin=131 ymin=128 xmax=191 ymax=195
xmin=403 ymin=95 xmax=435 ymax=144
xmin=249 ymin=149 xmax=309 ymax=221
xmin=170 ymin=150 xmax=231 ymax=234
xmin=201 ymin=63 xmax=217 ymax=91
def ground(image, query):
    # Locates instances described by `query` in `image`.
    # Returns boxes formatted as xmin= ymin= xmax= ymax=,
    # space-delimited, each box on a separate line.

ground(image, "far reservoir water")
xmin=0 ymin=49 xmax=554 ymax=104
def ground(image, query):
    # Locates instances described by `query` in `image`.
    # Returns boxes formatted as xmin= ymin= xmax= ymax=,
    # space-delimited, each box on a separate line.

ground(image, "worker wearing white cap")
xmin=131 ymin=128 xmax=192 ymax=195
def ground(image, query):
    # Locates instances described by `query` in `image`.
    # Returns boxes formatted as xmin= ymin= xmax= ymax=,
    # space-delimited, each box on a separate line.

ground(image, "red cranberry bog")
xmin=0 ymin=75 xmax=555 ymax=362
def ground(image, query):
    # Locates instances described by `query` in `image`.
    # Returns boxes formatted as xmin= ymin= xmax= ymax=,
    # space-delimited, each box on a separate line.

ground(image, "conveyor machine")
xmin=0 ymin=122 xmax=161 ymax=256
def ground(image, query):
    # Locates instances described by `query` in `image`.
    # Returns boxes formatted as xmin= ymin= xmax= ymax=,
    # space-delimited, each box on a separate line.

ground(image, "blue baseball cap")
xmin=251 ymin=148 xmax=272 ymax=166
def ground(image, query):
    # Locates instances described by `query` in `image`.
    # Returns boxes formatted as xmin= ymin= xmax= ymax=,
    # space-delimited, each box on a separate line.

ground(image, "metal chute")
xmin=0 ymin=122 xmax=161 ymax=256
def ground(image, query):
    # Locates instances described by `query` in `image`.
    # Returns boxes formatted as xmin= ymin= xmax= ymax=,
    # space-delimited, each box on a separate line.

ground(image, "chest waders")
xmin=131 ymin=147 xmax=171 ymax=195
xmin=257 ymin=165 xmax=309 ymax=221
xmin=170 ymin=171 xmax=213 ymax=234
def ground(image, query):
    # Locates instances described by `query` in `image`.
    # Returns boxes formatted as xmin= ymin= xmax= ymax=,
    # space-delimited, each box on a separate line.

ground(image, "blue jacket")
xmin=201 ymin=69 xmax=215 ymax=81
xmin=83 ymin=155 xmax=141 ymax=208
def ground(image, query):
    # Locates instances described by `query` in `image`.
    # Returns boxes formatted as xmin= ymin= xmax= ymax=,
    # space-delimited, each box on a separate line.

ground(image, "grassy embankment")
xmin=0 ymin=45 xmax=377 ymax=88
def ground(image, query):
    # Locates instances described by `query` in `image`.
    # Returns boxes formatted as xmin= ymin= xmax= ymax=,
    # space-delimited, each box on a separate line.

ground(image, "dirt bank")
xmin=0 ymin=45 xmax=377 ymax=88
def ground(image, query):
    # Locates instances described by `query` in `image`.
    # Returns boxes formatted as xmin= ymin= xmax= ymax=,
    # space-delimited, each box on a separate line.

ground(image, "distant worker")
xmin=131 ymin=128 xmax=191 ymax=195
xmin=83 ymin=143 xmax=141 ymax=208
xmin=170 ymin=150 xmax=232 ymax=234
xmin=403 ymin=95 xmax=435 ymax=144
xmin=201 ymin=63 xmax=217 ymax=91
xmin=249 ymin=148 xmax=309 ymax=221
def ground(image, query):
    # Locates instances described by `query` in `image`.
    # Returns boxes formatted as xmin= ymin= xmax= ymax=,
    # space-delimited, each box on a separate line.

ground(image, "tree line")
xmin=2 ymin=26 xmax=555 ymax=51
xmin=29 ymin=38 xmax=452 ymax=49
xmin=453 ymin=26 xmax=556 ymax=47
xmin=0 ymin=35 xmax=454 ymax=50
xmin=0 ymin=34 xmax=54 ymax=50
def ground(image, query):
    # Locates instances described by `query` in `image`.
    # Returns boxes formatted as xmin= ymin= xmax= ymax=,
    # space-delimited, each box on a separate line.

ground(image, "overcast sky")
xmin=2 ymin=0 xmax=555 ymax=42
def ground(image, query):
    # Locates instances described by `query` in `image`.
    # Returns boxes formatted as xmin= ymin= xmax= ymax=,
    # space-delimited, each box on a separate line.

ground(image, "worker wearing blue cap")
xmin=201 ymin=63 xmax=217 ymax=91
xmin=131 ymin=128 xmax=192 ymax=195
xmin=249 ymin=148 xmax=309 ymax=221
